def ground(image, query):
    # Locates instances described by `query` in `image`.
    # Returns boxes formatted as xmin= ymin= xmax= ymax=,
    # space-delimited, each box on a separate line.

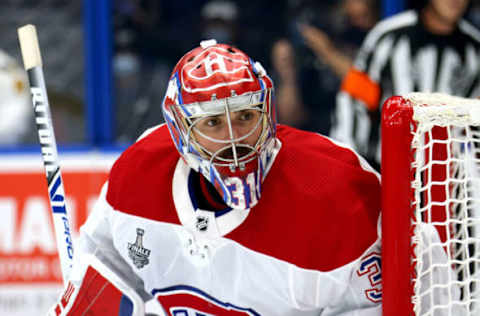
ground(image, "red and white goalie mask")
xmin=162 ymin=40 xmax=278 ymax=210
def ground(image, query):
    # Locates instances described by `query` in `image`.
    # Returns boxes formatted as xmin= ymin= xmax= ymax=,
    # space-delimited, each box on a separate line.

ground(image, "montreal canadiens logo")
xmin=181 ymin=47 xmax=254 ymax=93
xmin=152 ymin=285 xmax=260 ymax=316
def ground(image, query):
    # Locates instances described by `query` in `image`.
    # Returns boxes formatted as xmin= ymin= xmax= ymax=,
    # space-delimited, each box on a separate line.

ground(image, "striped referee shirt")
xmin=330 ymin=10 xmax=480 ymax=168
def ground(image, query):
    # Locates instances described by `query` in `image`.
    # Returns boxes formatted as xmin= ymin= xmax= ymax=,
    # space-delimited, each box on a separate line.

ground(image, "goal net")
xmin=382 ymin=93 xmax=480 ymax=316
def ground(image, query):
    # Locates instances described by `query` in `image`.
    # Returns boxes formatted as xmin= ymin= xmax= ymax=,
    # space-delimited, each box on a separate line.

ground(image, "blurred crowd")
xmin=2 ymin=0 xmax=480 ymax=149
xmin=112 ymin=0 xmax=379 ymax=140
xmin=113 ymin=0 xmax=289 ymax=140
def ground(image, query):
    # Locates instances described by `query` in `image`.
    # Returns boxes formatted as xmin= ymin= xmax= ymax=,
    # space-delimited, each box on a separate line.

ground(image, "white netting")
xmin=408 ymin=93 xmax=480 ymax=315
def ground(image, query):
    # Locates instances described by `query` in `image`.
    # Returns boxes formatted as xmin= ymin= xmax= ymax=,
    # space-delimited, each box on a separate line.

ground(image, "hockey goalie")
xmin=49 ymin=39 xmax=384 ymax=315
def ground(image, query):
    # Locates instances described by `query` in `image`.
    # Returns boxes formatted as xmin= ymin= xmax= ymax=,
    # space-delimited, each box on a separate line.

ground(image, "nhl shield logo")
xmin=196 ymin=215 xmax=209 ymax=232
xmin=128 ymin=228 xmax=151 ymax=269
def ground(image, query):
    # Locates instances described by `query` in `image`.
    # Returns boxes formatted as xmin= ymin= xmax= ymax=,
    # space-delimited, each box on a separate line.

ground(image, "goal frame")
xmin=382 ymin=95 xmax=415 ymax=315
xmin=381 ymin=93 xmax=480 ymax=315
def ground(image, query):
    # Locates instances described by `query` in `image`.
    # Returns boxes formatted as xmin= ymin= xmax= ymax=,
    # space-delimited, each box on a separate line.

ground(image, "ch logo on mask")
xmin=182 ymin=47 xmax=254 ymax=93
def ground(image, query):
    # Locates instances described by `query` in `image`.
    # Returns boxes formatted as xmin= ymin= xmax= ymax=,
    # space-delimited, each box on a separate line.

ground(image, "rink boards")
xmin=0 ymin=152 xmax=118 ymax=315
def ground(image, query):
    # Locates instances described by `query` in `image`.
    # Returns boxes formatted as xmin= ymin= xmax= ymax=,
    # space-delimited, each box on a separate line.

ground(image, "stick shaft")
xmin=18 ymin=24 xmax=74 ymax=285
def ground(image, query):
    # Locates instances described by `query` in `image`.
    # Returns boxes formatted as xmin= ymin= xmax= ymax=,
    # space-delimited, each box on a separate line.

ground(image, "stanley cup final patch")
xmin=128 ymin=228 xmax=151 ymax=269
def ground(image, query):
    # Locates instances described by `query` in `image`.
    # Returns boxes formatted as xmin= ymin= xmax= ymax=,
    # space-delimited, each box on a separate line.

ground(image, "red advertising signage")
xmin=0 ymin=153 xmax=118 ymax=315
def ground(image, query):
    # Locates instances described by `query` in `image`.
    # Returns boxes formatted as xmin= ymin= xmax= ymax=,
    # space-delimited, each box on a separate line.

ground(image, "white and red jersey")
xmin=74 ymin=124 xmax=382 ymax=315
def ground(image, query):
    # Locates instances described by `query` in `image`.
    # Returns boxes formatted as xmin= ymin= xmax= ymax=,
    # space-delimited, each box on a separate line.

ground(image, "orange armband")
xmin=341 ymin=68 xmax=381 ymax=111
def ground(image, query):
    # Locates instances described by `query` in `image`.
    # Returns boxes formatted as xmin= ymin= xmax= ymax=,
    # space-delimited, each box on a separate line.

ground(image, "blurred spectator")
xmin=0 ymin=49 xmax=33 ymax=144
xmin=113 ymin=0 xmax=209 ymax=142
xmin=114 ymin=0 xmax=164 ymax=142
xmin=271 ymin=39 xmax=306 ymax=127
xmin=233 ymin=0 xmax=287 ymax=70
xmin=112 ymin=0 xmax=286 ymax=142
xmin=301 ymin=0 xmax=378 ymax=78
xmin=330 ymin=0 xmax=479 ymax=170
xmin=0 ymin=1 xmax=86 ymax=145
xmin=272 ymin=0 xmax=378 ymax=135
xmin=48 ymin=89 xmax=85 ymax=144
xmin=201 ymin=0 xmax=238 ymax=45
xmin=113 ymin=27 xmax=145 ymax=142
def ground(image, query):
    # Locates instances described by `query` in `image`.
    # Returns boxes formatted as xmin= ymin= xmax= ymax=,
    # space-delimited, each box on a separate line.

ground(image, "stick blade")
xmin=18 ymin=24 xmax=42 ymax=70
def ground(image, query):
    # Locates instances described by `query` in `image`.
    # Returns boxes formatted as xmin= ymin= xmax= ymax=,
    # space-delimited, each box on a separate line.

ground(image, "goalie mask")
xmin=162 ymin=40 xmax=277 ymax=210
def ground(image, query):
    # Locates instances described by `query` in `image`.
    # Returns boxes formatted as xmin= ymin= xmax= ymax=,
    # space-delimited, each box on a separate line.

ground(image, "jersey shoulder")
xmin=274 ymin=125 xmax=380 ymax=218
xmin=276 ymin=124 xmax=378 ymax=176
xmin=231 ymin=125 xmax=381 ymax=271
xmin=106 ymin=124 xmax=180 ymax=223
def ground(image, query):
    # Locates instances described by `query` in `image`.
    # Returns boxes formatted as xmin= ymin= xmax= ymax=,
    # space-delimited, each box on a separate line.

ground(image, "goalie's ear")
xmin=48 ymin=255 xmax=146 ymax=316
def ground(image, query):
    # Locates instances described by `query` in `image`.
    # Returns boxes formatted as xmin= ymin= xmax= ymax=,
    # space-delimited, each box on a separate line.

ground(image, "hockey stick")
xmin=18 ymin=24 xmax=74 ymax=285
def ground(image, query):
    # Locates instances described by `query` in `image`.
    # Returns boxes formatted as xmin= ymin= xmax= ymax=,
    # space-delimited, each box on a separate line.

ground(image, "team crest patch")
xmin=153 ymin=285 xmax=260 ymax=315
xmin=128 ymin=228 xmax=151 ymax=269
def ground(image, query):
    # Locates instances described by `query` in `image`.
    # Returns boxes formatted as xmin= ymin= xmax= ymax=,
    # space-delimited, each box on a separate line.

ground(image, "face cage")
xmin=171 ymin=89 xmax=275 ymax=173
xmin=188 ymin=107 xmax=266 ymax=172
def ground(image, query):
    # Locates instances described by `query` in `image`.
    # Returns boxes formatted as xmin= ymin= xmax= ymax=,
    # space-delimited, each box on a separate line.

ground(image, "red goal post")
xmin=382 ymin=93 xmax=480 ymax=315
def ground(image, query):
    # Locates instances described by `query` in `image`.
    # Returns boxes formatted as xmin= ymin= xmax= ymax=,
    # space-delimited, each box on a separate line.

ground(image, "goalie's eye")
xmin=193 ymin=108 xmax=262 ymax=137
xmin=196 ymin=115 xmax=222 ymax=129
xmin=238 ymin=110 xmax=255 ymax=122
xmin=205 ymin=116 xmax=221 ymax=127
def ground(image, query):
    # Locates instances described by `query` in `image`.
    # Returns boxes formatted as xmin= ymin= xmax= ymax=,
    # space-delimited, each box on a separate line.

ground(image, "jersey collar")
xmin=172 ymin=138 xmax=282 ymax=238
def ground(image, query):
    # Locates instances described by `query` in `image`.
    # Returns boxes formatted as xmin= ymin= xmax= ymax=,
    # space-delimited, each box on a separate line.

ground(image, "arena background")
xmin=0 ymin=0 xmax=456 ymax=314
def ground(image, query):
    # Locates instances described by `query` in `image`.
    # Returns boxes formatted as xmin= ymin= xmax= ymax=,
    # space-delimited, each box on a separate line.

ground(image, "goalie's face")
xmin=162 ymin=40 xmax=277 ymax=210
xmin=192 ymin=108 xmax=263 ymax=164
